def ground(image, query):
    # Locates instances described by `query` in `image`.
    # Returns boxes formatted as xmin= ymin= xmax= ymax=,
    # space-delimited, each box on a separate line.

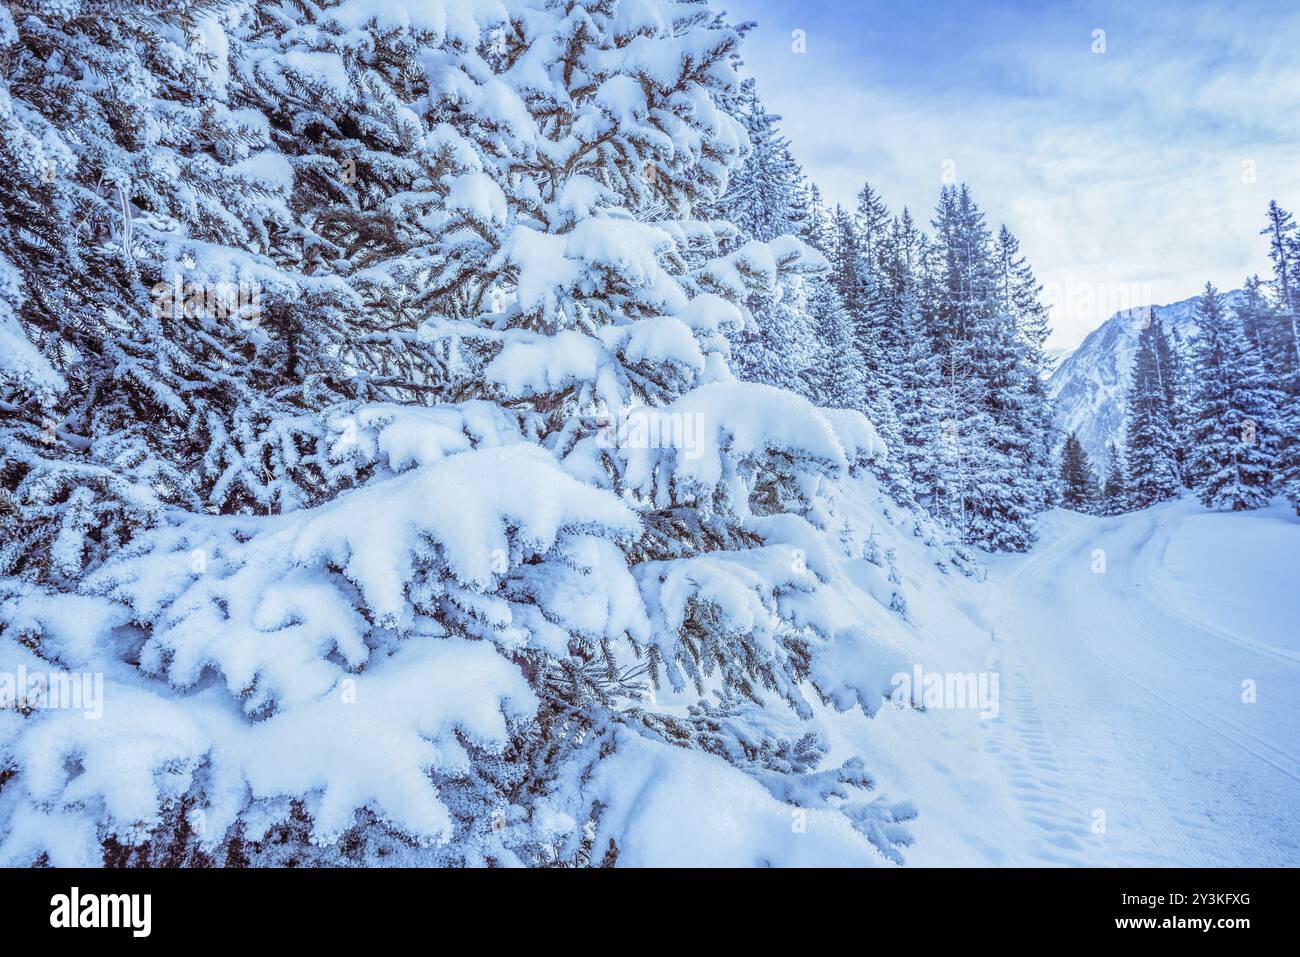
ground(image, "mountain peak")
xmin=1048 ymin=289 xmax=1246 ymax=462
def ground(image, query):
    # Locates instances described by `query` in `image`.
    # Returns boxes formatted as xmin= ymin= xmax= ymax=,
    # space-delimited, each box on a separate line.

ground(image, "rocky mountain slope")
xmin=1048 ymin=290 xmax=1246 ymax=462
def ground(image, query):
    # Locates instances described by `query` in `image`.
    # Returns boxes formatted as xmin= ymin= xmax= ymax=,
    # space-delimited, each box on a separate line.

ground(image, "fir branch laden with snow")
xmin=0 ymin=0 xmax=951 ymax=867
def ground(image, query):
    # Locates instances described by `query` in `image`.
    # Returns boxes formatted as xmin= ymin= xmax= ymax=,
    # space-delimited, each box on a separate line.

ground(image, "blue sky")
xmin=722 ymin=0 xmax=1300 ymax=349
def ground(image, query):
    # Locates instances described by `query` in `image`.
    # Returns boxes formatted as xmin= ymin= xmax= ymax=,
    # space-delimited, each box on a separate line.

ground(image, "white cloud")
xmin=727 ymin=0 xmax=1300 ymax=348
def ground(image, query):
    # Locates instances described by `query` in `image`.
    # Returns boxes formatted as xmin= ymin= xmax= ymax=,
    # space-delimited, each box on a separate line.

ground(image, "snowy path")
xmin=981 ymin=500 xmax=1300 ymax=866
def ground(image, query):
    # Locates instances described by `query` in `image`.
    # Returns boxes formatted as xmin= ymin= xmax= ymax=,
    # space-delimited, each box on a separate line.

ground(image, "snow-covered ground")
xmin=973 ymin=498 xmax=1300 ymax=866
xmin=835 ymin=495 xmax=1299 ymax=867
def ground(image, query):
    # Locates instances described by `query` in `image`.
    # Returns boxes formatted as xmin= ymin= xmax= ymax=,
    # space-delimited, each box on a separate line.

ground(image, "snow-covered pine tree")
xmin=1058 ymin=432 xmax=1096 ymax=511
xmin=1276 ymin=392 xmax=1300 ymax=517
xmin=1146 ymin=311 xmax=1190 ymax=485
xmin=855 ymin=221 xmax=910 ymax=495
xmin=1100 ymin=441 xmax=1128 ymax=515
xmin=868 ymin=208 xmax=933 ymax=501
xmin=1262 ymin=200 xmax=1300 ymax=319
xmin=1186 ymin=282 xmax=1283 ymax=511
xmin=805 ymin=276 xmax=870 ymax=412
xmin=928 ymin=352 xmax=994 ymax=533
xmin=829 ymin=203 xmax=866 ymax=305
xmin=786 ymin=180 xmax=863 ymax=414
xmin=965 ymin=306 xmax=1042 ymax=549
xmin=0 ymin=0 xmax=368 ymax=578
xmin=0 ymin=0 xmax=917 ymax=868
xmin=1233 ymin=276 xmax=1297 ymax=506
xmin=1235 ymin=277 xmax=1278 ymax=373
xmin=993 ymin=223 xmax=1057 ymax=513
xmin=715 ymin=79 xmax=818 ymax=395
xmin=818 ymin=199 xmax=906 ymax=485
xmin=892 ymin=286 xmax=944 ymax=507
xmin=852 ymin=185 xmax=904 ymax=398
xmin=855 ymin=182 xmax=891 ymax=279
xmin=1123 ymin=312 xmax=1183 ymax=508
xmin=718 ymin=80 xmax=804 ymax=243
xmin=1256 ymin=203 xmax=1300 ymax=515
xmin=923 ymin=186 xmax=1045 ymax=550
xmin=799 ymin=181 xmax=835 ymax=256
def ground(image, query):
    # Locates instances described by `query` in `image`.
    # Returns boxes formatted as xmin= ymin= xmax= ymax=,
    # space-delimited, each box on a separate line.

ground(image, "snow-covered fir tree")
xmin=920 ymin=186 xmax=1051 ymax=550
xmin=994 ymin=225 xmax=1057 ymax=510
xmin=1261 ymin=200 xmax=1299 ymax=319
xmin=1147 ymin=310 xmax=1190 ymax=484
xmin=768 ymin=179 xmax=1059 ymax=548
xmin=1185 ymin=282 xmax=1282 ymax=511
xmin=0 ymin=0 xmax=359 ymax=585
xmin=876 ymin=213 xmax=935 ymax=502
xmin=928 ymin=352 xmax=994 ymax=533
xmin=1256 ymin=202 xmax=1300 ymax=514
xmin=891 ymin=286 xmax=944 ymax=507
xmin=1099 ymin=441 xmax=1127 ymax=515
xmin=0 ymin=0 xmax=936 ymax=868
xmin=714 ymin=79 xmax=818 ymax=396
xmin=805 ymin=275 xmax=870 ymax=412
xmin=1123 ymin=313 xmax=1183 ymax=508
xmin=1058 ymin=432 xmax=1096 ymax=511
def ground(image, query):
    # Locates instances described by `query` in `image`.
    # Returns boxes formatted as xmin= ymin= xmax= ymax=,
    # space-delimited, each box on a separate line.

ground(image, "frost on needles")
xmin=0 ymin=0 xmax=948 ymax=866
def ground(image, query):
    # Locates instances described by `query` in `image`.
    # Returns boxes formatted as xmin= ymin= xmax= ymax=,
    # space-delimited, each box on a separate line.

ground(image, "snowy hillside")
xmin=1048 ymin=290 xmax=1245 ymax=461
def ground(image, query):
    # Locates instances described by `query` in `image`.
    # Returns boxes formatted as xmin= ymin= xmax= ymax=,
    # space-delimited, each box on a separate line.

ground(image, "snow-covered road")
xmin=981 ymin=499 xmax=1300 ymax=866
